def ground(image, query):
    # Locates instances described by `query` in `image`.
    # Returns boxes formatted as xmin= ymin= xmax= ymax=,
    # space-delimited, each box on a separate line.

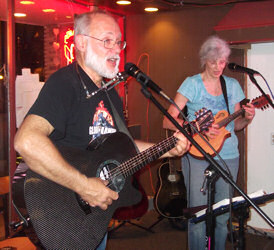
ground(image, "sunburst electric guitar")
xmin=189 ymin=95 xmax=270 ymax=158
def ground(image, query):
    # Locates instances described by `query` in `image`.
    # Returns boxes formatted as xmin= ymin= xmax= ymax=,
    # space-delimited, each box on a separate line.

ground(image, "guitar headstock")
xmin=194 ymin=108 xmax=214 ymax=133
xmin=251 ymin=94 xmax=271 ymax=110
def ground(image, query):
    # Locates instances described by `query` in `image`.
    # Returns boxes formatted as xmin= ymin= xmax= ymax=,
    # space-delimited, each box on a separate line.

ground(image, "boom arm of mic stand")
xmin=140 ymin=86 xmax=274 ymax=228
xmin=249 ymin=74 xmax=274 ymax=109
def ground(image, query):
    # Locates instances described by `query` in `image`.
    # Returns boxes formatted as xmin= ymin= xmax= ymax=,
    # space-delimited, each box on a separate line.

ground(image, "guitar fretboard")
xmin=217 ymin=108 xmax=245 ymax=128
xmin=119 ymin=136 xmax=178 ymax=178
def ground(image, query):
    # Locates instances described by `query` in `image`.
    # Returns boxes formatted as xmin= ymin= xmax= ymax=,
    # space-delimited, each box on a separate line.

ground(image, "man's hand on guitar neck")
xmin=135 ymin=131 xmax=190 ymax=159
xmin=164 ymin=131 xmax=191 ymax=158
xmin=77 ymin=176 xmax=119 ymax=211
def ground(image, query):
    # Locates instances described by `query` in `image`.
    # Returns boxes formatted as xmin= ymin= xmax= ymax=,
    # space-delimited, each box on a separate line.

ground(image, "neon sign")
xmin=64 ymin=29 xmax=75 ymax=65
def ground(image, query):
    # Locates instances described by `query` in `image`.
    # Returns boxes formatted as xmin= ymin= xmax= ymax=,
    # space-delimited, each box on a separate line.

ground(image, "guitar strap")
xmin=104 ymin=89 xmax=140 ymax=153
xmin=220 ymin=75 xmax=230 ymax=114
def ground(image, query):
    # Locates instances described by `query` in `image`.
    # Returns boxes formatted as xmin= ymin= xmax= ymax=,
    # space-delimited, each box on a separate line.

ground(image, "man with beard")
xmin=14 ymin=11 xmax=190 ymax=249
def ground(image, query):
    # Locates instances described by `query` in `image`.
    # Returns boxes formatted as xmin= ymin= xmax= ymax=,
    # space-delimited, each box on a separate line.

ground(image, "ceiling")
xmin=0 ymin=0 xmax=253 ymax=26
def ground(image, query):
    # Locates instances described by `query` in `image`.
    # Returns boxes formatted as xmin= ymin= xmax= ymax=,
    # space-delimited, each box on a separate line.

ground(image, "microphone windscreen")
xmin=124 ymin=62 xmax=134 ymax=72
xmin=124 ymin=62 xmax=138 ymax=77
xmin=227 ymin=63 xmax=236 ymax=70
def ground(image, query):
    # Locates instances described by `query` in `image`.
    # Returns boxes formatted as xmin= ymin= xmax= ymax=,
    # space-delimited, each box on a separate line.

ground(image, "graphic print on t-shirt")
xmin=89 ymin=100 xmax=116 ymax=140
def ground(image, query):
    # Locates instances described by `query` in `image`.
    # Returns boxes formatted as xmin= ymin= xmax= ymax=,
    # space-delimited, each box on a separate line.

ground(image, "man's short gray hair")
xmin=74 ymin=10 xmax=115 ymax=38
xmin=199 ymin=35 xmax=231 ymax=68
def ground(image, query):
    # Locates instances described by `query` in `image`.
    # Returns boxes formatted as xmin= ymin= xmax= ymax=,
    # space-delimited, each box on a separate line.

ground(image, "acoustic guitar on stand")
xmin=154 ymin=150 xmax=187 ymax=219
xmin=189 ymin=95 xmax=270 ymax=159
xmin=154 ymin=108 xmax=214 ymax=219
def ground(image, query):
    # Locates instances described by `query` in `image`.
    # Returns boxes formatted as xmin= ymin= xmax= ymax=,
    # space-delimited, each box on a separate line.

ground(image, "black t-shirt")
xmin=28 ymin=62 xmax=125 ymax=150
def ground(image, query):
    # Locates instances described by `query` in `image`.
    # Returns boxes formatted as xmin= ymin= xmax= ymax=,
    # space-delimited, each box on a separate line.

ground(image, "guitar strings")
xmin=105 ymin=136 xmax=178 ymax=186
xmin=107 ymin=136 xmax=177 ymax=178
xmin=105 ymin=110 xmax=212 ymax=187
xmin=105 ymin=113 xmax=210 ymax=184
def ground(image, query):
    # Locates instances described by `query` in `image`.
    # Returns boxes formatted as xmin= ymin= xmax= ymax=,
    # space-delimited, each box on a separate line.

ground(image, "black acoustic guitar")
xmin=12 ymin=132 xmax=182 ymax=249
xmin=154 ymin=157 xmax=187 ymax=219
xmin=12 ymin=108 xmax=213 ymax=249
xmin=154 ymin=127 xmax=187 ymax=219
xmin=154 ymin=108 xmax=215 ymax=219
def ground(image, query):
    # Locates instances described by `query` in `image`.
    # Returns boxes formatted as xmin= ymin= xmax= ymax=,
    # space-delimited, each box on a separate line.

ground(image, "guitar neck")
xmin=217 ymin=108 xmax=245 ymax=128
xmin=168 ymin=158 xmax=177 ymax=175
xmin=117 ymin=107 xmax=214 ymax=178
xmin=217 ymin=94 xmax=270 ymax=128
xmin=121 ymin=136 xmax=178 ymax=177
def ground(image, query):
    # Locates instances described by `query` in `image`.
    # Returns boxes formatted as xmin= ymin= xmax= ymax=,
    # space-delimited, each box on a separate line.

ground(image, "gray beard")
xmin=85 ymin=43 xmax=120 ymax=79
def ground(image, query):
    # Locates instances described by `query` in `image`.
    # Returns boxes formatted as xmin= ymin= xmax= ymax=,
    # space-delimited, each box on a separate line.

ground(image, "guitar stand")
xmin=245 ymin=224 xmax=272 ymax=238
xmin=108 ymin=219 xmax=155 ymax=234
xmin=147 ymin=215 xmax=165 ymax=230
xmin=148 ymin=215 xmax=188 ymax=231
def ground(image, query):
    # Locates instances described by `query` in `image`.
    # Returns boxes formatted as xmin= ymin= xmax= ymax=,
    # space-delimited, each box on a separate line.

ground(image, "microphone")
xmin=124 ymin=62 xmax=172 ymax=102
xmin=228 ymin=63 xmax=259 ymax=75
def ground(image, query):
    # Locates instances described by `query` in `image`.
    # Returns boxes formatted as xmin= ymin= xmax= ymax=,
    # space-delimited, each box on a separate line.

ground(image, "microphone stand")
xmin=138 ymin=85 xmax=274 ymax=249
xmin=248 ymin=74 xmax=274 ymax=109
xmin=203 ymin=166 xmax=218 ymax=250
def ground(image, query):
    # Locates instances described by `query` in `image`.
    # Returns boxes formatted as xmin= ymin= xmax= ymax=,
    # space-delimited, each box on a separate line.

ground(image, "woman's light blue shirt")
xmin=178 ymin=74 xmax=245 ymax=159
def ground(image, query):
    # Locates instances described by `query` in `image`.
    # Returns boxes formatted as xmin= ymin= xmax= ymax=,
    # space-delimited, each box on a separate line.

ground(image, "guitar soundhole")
xmin=97 ymin=160 xmax=125 ymax=193
xmin=76 ymin=160 xmax=126 ymax=214
xmin=168 ymin=174 xmax=178 ymax=183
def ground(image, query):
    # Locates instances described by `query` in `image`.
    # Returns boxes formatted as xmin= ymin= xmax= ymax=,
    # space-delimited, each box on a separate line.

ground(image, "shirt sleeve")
xmin=177 ymin=76 xmax=198 ymax=102
xmin=28 ymin=69 xmax=77 ymax=137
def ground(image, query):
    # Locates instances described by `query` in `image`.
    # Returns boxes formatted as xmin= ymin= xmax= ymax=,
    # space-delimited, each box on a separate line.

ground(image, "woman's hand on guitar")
xmin=205 ymin=124 xmax=220 ymax=139
xmin=243 ymin=103 xmax=255 ymax=121
xmin=79 ymin=177 xmax=119 ymax=210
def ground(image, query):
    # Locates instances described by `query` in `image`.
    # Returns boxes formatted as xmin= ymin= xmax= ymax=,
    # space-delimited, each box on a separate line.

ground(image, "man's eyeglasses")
xmin=83 ymin=35 xmax=126 ymax=50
